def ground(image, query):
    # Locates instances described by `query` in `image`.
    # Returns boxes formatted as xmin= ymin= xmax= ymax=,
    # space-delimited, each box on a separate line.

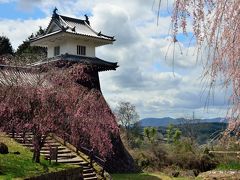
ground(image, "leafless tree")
xmin=115 ymin=101 xmax=140 ymax=130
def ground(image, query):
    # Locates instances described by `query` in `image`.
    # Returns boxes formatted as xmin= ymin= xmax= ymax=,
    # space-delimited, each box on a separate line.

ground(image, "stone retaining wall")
xmin=25 ymin=167 xmax=83 ymax=180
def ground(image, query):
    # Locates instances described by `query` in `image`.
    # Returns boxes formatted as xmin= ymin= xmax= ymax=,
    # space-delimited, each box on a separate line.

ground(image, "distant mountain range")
xmin=139 ymin=117 xmax=227 ymax=127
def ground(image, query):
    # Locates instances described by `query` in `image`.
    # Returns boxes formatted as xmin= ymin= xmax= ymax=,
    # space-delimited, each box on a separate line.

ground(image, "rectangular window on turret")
xmin=77 ymin=45 xmax=86 ymax=55
xmin=54 ymin=46 xmax=60 ymax=56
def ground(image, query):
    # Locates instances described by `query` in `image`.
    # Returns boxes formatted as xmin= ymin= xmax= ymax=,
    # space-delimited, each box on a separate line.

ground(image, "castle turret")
xmin=30 ymin=8 xmax=118 ymax=72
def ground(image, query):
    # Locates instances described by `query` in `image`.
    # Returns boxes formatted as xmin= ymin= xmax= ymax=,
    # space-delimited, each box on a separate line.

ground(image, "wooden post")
xmin=11 ymin=126 xmax=15 ymax=138
xmin=63 ymin=134 xmax=66 ymax=146
xmin=22 ymin=131 xmax=26 ymax=144
xmin=101 ymin=167 xmax=105 ymax=179
xmin=90 ymin=149 xmax=93 ymax=167
xmin=49 ymin=146 xmax=58 ymax=164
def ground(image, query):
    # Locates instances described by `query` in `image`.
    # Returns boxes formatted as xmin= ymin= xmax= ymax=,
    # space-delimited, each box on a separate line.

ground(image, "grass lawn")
xmin=0 ymin=132 xmax=76 ymax=180
xmin=216 ymin=161 xmax=240 ymax=170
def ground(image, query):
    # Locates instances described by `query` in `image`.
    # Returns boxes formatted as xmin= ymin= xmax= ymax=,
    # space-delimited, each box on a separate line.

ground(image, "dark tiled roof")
xmin=30 ymin=54 xmax=118 ymax=72
xmin=31 ymin=12 xmax=115 ymax=42
xmin=0 ymin=65 xmax=49 ymax=87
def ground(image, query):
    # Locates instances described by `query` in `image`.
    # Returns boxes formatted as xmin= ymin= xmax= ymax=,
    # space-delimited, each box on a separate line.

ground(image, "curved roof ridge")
xmin=84 ymin=21 xmax=115 ymax=40
xmin=58 ymin=15 xmax=69 ymax=28
xmin=31 ymin=10 xmax=115 ymax=44
xmin=59 ymin=14 xmax=85 ymax=24
xmin=83 ymin=21 xmax=99 ymax=35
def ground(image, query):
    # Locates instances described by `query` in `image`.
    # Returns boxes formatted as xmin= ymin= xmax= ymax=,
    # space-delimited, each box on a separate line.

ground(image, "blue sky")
xmin=0 ymin=1 xmax=45 ymax=19
xmin=0 ymin=0 xmax=229 ymax=119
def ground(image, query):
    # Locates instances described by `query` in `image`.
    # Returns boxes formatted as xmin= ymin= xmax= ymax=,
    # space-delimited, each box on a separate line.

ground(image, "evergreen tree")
xmin=15 ymin=27 xmax=47 ymax=64
xmin=0 ymin=36 xmax=14 ymax=55
xmin=16 ymin=26 xmax=46 ymax=56
xmin=16 ymin=40 xmax=46 ymax=56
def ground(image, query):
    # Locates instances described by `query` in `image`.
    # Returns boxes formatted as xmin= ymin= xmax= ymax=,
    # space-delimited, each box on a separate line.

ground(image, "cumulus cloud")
xmin=0 ymin=18 xmax=49 ymax=50
xmin=91 ymin=4 xmax=139 ymax=46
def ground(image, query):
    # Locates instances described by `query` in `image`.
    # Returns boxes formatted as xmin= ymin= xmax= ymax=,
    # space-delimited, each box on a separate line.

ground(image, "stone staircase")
xmin=8 ymin=132 xmax=99 ymax=180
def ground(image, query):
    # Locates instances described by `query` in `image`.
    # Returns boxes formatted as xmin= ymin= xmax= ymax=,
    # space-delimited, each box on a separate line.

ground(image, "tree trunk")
xmin=32 ymin=134 xmax=42 ymax=163
xmin=32 ymin=148 xmax=41 ymax=163
xmin=11 ymin=126 xmax=15 ymax=138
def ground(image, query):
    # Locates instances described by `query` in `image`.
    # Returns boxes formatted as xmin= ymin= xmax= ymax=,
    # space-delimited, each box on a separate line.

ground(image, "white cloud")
xmin=91 ymin=4 xmax=139 ymax=46
xmin=0 ymin=0 xmax=14 ymax=3
xmin=0 ymin=18 xmax=49 ymax=50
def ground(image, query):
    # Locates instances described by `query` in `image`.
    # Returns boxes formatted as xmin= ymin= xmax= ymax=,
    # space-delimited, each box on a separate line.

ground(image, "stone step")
xmin=15 ymin=139 xmax=59 ymax=145
xmin=67 ymin=162 xmax=82 ymax=166
xmin=12 ymin=137 xmax=53 ymax=143
xmin=10 ymin=136 xmax=34 ymax=139
xmin=40 ymin=149 xmax=72 ymax=155
xmin=8 ymin=132 xmax=33 ymax=136
xmin=83 ymin=166 xmax=92 ymax=170
xmin=15 ymin=139 xmax=32 ymax=144
xmin=14 ymin=137 xmax=33 ymax=140
xmin=22 ymin=143 xmax=34 ymax=147
xmin=57 ymin=157 xmax=84 ymax=164
xmin=24 ymin=143 xmax=61 ymax=148
xmin=44 ymin=136 xmax=53 ymax=140
xmin=44 ymin=139 xmax=57 ymax=143
xmin=9 ymin=135 xmax=34 ymax=139
xmin=15 ymin=138 xmax=32 ymax=142
xmin=45 ymin=153 xmax=77 ymax=159
xmin=38 ymin=146 xmax=66 ymax=151
xmin=79 ymin=161 xmax=90 ymax=166
xmin=43 ymin=142 xmax=62 ymax=147
xmin=21 ymin=142 xmax=61 ymax=148
xmin=83 ymin=172 xmax=96 ymax=179
xmin=83 ymin=177 xmax=98 ymax=180
xmin=83 ymin=169 xmax=94 ymax=174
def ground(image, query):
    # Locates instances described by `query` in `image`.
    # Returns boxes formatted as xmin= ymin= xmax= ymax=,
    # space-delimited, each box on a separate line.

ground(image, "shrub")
xmin=166 ymin=138 xmax=218 ymax=172
xmin=0 ymin=143 xmax=8 ymax=154
xmin=133 ymin=144 xmax=168 ymax=171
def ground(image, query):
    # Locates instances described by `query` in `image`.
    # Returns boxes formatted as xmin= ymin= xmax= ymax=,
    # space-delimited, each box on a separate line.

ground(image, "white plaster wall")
xmin=46 ymin=36 xmax=97 ymax=58
xmin=47 ymin=39 xmax=68 ymax=58
xmin=48 ymin=45 xmax=54 ymax=58
xmin=60 ymin=41 xmax=69 ymax=54
xmin=66 ymin=38 xmax=96 ymax=57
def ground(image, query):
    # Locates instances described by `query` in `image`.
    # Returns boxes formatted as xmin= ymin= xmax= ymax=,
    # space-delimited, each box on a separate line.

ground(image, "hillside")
xmin=140 ymin=117 xmax=227 ymax=127
xmin=157 ymin=122 xmax=228 ymax=144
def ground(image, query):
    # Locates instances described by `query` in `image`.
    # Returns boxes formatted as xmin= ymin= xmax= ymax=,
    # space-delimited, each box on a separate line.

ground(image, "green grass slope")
xmin=0 ymin=132 xmax=75 ymax=180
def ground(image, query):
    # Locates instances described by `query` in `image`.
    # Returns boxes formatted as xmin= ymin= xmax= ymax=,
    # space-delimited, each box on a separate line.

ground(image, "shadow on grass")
xmin=112 ymin=173 xmax=162 ymax=180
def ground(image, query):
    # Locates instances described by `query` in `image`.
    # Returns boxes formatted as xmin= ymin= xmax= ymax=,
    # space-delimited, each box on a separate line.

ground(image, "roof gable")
xmin=45 ymin=21 xmax=62 ymax=34
xmin=37 ymin=9 xmax=115 ymax=43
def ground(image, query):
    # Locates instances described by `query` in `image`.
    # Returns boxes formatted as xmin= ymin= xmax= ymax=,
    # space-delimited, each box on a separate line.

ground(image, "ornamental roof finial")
xmin=52 ymin=7 xmax=58 ymax=18
xmin=84 ymin=14 xmax=90 ymax=26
